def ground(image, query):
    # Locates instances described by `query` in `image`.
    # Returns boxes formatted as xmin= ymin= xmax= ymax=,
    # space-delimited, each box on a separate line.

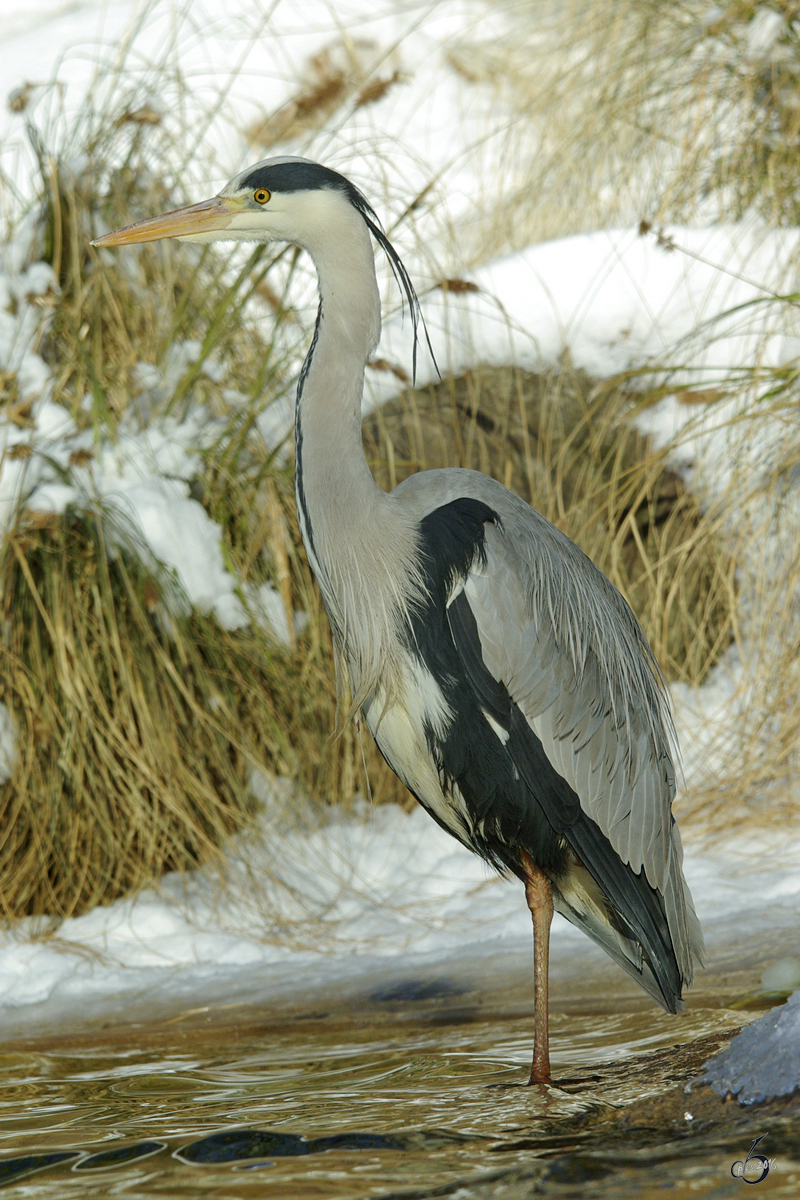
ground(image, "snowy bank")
xmin=246 ymin=222 xmax=800 ymax=460
xmin=369 ymin=223 xmax=800 ymax=409
xmin=0 ymin=795 xmax=798 ymax=1039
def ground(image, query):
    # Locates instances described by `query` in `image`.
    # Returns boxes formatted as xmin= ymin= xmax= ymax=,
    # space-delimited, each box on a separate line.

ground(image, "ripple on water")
xmin=0 ymin=992 xmax=796 ymax=1198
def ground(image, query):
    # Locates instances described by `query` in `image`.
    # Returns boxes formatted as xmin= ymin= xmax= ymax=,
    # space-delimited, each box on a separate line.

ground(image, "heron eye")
xmin=253 ymin=188 xmax=270 ymax=204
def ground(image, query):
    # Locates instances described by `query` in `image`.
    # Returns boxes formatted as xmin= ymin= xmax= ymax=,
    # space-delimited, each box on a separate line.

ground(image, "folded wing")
xmin=447 ymin=509 xmax=704 ymax=1009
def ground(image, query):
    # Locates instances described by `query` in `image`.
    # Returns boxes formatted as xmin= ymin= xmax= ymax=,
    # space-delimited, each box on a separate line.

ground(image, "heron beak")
xmin=91 ymin=196 xmax=240 ymax=247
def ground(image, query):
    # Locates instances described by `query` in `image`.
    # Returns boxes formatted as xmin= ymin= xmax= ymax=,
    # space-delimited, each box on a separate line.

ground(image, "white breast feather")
xmin=364 ymin=655 xmax=472 ymax=835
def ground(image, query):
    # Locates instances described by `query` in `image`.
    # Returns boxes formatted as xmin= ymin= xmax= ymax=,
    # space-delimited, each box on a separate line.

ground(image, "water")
xmin=1 ymin=962 xmax=799 ymax=1199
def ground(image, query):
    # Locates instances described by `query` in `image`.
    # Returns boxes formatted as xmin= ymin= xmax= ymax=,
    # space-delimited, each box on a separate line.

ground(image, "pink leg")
xmin=520 ymin=849 xmax=553 ymax=1086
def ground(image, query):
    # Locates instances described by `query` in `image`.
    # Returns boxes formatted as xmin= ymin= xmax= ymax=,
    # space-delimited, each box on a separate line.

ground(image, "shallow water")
xmin=1 ymin=967 xmax=799 ymax=1199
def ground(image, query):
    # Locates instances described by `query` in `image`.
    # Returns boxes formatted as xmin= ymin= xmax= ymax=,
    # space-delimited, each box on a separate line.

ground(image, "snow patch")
xmin=367 ymin=224 xmax=800 ymax=412
xmin=0 ymin=797 xmax=797 ymax=1035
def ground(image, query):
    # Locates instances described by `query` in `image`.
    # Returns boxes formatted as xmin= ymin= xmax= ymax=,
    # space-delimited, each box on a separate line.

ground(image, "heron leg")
xmin=520 ymin=849 xmax=553 ymax=1086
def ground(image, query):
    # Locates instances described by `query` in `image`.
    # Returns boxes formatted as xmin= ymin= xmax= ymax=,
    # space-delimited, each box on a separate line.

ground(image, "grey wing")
xmin=454 ymin=511 xmax=704 ymax=1000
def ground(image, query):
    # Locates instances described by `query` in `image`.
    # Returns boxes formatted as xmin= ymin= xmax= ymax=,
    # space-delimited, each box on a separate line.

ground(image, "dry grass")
xmin=0 ymin=510 xmax=256 ymax=918
xmin=246 ymin=38 xmax=405 ymax=151
xmin=447 ymin=0 xmax=800 ymax=258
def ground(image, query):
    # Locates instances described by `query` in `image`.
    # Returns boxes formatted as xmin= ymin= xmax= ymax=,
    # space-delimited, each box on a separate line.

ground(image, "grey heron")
xmin=93 ymin=157 xmax=704 ymax=1085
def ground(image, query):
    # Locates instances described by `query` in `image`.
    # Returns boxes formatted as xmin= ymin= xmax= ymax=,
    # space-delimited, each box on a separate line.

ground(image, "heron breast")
xmin=364 ymin=661 xmax=471 ymax=838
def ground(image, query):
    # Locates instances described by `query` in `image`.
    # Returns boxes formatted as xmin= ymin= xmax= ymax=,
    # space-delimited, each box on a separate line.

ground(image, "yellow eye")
xmin=253 ymin=188 xmax=270 ymax=204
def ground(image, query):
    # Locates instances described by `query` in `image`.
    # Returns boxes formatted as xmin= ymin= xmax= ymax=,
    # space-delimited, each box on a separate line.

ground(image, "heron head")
xmin=91 ymin=156 xmax=379 ymax=251
xmin=92 ymin=155 xmax=431 ymax=379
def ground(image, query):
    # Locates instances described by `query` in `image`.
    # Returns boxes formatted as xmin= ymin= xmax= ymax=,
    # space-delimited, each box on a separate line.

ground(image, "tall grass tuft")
xmin=0 ymin=492 xmax=409 ymax=918
xmin=1 ymin=509 xmax=255 ymax=918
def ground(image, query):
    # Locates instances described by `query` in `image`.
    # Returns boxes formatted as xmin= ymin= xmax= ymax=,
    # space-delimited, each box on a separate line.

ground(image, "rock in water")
xmin=698 ymin=990 xmax=800 ymax=1104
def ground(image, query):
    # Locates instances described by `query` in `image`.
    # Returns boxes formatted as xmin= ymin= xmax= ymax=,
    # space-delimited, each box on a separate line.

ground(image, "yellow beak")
xmin=91 ymin=195 xmax=240 ymax=247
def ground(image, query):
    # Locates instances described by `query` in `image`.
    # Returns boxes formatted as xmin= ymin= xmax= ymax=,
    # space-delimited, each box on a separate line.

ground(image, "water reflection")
xmin=177 ymin=1129 xmax=408 ymax=1162
xmin=75 ymin=1141 xmax=165 ymax=1170
xmin=0 ymin=980 xmax=797 ymax=1197
xmin=0 ymin=1151 xmax=79 ymax=1188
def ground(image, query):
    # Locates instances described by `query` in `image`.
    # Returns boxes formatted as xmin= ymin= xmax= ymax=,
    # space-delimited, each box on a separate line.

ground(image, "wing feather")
xmin=457 ymin=516 xmax=703 ymax=984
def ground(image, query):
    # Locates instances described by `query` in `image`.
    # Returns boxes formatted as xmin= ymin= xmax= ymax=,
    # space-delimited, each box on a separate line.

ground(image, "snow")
xmin=244 ymin=581 xmax=308 ymax=647
xmin=368 ymin=224 xmax=800 ymax=411
xmin=745 ymin=7 xmax=785 ymax=63
xmin=761 ymin=958 xmax=800 ymax=991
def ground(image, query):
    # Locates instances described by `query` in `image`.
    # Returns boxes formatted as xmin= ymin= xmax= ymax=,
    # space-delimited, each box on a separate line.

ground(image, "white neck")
xmin=292 ymin=192 xmax=419 ymax=709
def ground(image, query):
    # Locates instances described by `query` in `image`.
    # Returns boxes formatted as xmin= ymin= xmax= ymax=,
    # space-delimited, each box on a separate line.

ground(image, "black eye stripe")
xmin=242 ymin=162 xmax=354 ymax=196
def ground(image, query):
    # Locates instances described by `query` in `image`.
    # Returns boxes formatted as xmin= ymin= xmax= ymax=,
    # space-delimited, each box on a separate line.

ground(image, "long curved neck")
xmin=294 ymin=210 xmax=384 ymax=582
xmin=293 ymin=199 xmax=418 ymax=707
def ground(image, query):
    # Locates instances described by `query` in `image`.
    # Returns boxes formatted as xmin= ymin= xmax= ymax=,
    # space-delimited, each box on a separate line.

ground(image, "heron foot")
xmin=527 ymin=1069 xmax=552 ymax=1087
